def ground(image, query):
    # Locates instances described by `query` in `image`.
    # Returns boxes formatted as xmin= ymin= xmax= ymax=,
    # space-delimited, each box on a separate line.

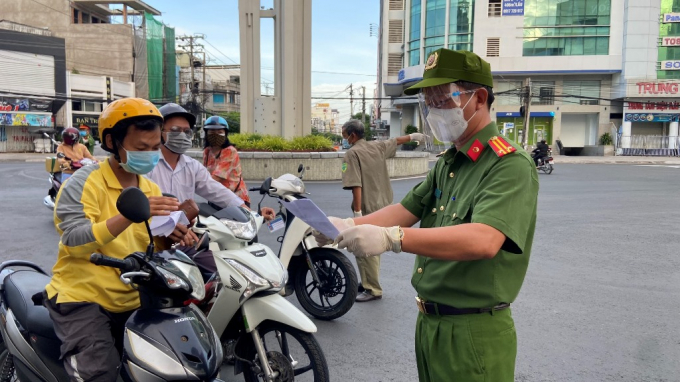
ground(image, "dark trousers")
xmin=43 ymin=293 xmax=133 ymax=382
xmin=533 ymin=154 xmax=545 ymax=167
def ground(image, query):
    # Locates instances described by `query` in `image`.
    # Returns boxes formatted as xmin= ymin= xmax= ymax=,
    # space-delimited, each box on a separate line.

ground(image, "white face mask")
xmin=425 ymin=91 xmax=477 ymax=143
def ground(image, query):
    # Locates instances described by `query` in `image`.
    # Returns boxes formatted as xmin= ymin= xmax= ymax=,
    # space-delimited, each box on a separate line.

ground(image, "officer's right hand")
xmin=312 ymin=216 xmax=355 ymax=246
xmin=148 ymin=196 xmax=180 ymax=217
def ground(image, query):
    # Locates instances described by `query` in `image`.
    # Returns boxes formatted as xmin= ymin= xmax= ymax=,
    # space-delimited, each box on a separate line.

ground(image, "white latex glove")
xmin=312 ymin=216 xmax=355 ymax=246
xmin=353 ymin=210 xmax=363 ymax=217
xmin=334 ymin=225 xmax=401 ymax=257
xmin=409 ymin=133 xmax=429 ymax=145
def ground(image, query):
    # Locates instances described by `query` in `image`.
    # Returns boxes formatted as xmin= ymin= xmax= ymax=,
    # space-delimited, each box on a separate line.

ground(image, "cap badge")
xmin=425 ymin=52 xmax=439 ymax=71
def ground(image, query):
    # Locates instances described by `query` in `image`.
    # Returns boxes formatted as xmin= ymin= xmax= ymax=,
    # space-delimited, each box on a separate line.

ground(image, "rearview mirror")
xmin=297 ymin=164 xmax=304 ymax=173
xmin=260 ymin=177 xmax=272 ymax=195
xmin=117 ymin=187 xmax=151 ymax=223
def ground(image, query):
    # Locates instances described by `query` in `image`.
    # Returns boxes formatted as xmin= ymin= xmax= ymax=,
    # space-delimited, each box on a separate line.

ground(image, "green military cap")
xmin=404 ymin=49 xmax=494 ymax=95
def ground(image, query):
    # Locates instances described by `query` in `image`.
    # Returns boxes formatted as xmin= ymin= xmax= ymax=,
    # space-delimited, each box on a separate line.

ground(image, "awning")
xmin=392 ymin=97 xmax=419 ymax=106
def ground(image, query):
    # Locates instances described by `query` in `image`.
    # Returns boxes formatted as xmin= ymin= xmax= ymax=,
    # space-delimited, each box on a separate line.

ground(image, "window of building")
xmin=82 ymin=13 xmax=91 ymax=23
xmin=562 ymin=80 xmax=601 ymax=105
xmin=213 ymin=94 xmax=225 ymax=104
xmin=409 ymin=0 xmax=422 ymax=66
xmin=83 ymin=101 xmax=102 ymax=112
xmin=425 ymin=0 xmax=446 ymax=38
xmin=488 ymin=0 xmax=502 ymax=17
xmin=73 ymin=8 xmax=79 ymax=24
xmin=389 ymin=20 xmax=404 ymax=44
xmin=228 ymin=92 xmax=236 ymax=104
xmin=72 ymin=100 xmax=82 ymax=111
xmin=531 ymin=81 xmax=555 ymax=105
xmin=92 ymin=16 xmax=99 ymax=23
xmin=389 ymin=0 xmax=404 ymax=11
xmin=486 ymin=37 xmax=500 ymax=57
xmin=522 ymin=0 xmax=611 ymax=56
xmin=449 ymin=0 xmax=475 ymax=52
xmin=494 ymin=81 xmax=523 ymax=106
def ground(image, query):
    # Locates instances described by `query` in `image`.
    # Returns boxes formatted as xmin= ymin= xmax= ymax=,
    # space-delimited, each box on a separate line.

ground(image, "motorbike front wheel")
xmin=293 ymin=248 xmax=358 ymax=320
xmin=242 ymin=322 xmax=329 ymax=382
xmin=543 ymin=163 xmax=553 ymax=174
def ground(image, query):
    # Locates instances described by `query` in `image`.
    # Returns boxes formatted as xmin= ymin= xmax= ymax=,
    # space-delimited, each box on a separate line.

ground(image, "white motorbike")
xmin=191 ymin=201 xmax=329 ymax=382
xmin=257 ymin=165 xmax=358 ymax=320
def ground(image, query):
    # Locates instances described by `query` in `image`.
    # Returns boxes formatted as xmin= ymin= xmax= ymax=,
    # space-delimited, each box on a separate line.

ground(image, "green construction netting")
xmin=145 ymin=12 xmax=164 ymax=102
xmin=164 ymin=26 xmax=177 ymax=102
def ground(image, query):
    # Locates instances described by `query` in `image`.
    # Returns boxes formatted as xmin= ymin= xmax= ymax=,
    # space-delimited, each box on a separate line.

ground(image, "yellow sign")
xmin=316 ymin=103 xmax=330 ymax=108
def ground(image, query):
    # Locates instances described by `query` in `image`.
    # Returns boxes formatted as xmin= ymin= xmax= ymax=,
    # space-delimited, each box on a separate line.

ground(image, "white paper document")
xmin=282 ymin=199 xmax=340 ymax=239
xmin=150 ymin=211 xmax=190 ymax=237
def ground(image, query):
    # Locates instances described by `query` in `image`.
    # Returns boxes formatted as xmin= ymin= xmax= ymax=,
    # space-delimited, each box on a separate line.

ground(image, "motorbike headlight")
xmin=157 ymin=266 xmax=190 ymax=292
xmin=170 ymin=260 xmax=206 ymax=301
xmin=225 ymin=259 xmax=278 ymax=301
xmin=127 ymin=329 xmax=185 ymax=376
xmin=220 ymin=216 xmax=257 ymax=241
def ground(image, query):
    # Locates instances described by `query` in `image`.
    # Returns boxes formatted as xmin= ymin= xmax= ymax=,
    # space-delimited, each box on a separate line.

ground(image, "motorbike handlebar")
xmin=90 ymin=254 xmax=138 ymax=272
xmin=248 ymin=187 xmax=259 ymax=191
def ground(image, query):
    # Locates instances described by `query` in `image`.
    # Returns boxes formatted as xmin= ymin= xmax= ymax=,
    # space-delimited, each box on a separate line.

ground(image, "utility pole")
xmin=361 ymin=86 xmax=366 ymax=127
xmin=521 ymin=77 xmax=532 ymax=149
xmin=349 ymin=84 xmax=354 ymax=118
xmin=176 ymin=34 xmax=205 ymax=124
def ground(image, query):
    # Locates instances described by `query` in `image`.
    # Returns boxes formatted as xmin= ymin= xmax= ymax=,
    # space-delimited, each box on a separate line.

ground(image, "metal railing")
xmin=617 ymin=134 xmax=680 ymax=156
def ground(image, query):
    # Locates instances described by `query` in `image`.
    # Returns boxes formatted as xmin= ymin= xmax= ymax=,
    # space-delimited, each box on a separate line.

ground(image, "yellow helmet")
xmin=99 ymin=97 xmax=163 ymax=151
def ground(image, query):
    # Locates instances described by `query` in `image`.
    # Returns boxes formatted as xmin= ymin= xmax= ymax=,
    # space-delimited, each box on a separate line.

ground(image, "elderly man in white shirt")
xmin=148 ymin=103 xmax=275 ymax=277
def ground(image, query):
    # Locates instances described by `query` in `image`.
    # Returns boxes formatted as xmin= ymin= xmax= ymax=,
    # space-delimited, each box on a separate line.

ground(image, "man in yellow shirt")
xmin=43 ymin=98 xmax=193 ymax=382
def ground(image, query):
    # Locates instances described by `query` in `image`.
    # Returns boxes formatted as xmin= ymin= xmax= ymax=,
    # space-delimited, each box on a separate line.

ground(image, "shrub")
xmin=599 ymin=132 xmax=613 ymax=146
xmin=229 ymin=133 xmax=334 ymax=151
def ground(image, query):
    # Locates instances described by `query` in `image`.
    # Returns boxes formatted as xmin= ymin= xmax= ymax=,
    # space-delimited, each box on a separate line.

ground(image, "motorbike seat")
xmin=4 ymin=270 xmax=57 ymax=339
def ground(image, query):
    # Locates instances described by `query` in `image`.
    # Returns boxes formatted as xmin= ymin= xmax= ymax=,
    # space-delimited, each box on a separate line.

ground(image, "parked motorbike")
xmin=190 ymin=202 xmax=330 ymax=382
xmin=536 ymin=148 xmax=554 ymax=174
xmin=256 ymin=165 xmax=358 ymax=321
xmin=42 ymin=133 xmax=97 ymax=210
xmin=0 ymin=187 xmax=224 ymax=381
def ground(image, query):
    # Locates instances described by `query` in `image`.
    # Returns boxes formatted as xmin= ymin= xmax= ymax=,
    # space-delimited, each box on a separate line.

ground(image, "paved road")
xmin=1 ymin=162 xmax=679 ymax=381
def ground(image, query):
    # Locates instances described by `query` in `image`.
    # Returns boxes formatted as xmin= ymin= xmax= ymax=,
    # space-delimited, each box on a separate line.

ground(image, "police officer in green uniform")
xmin=314 ymin=48 xmax=539 ymax=381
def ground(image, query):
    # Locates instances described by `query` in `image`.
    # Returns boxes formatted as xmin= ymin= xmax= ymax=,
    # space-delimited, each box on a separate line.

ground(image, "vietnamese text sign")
xmin=0 ymin=113 xmax=52 ymax=127
xmin=624 ymin=113 xmax=680 ymax=123
xmin=662 ymin=60 xmax=680 ymax=70
xmin=664 ymin=13 xmax=680 ymax=23
xmin=503 ymin=0 xmax=525 ymax=16
xmin=662 ymin=37 xmax=680 ymax=46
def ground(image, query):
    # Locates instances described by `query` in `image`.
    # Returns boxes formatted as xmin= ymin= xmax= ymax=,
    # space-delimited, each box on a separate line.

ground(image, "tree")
xmin=217 ymin=111 xmax=241 ymax=134
xmin=351 ymin=112 xmax=373 ymax=141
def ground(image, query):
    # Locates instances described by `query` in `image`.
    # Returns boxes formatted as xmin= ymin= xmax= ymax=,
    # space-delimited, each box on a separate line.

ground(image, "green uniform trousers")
xmin=356 ymin=255 xmax=382 ymax=296
xmin=415 ymin=308 xmax=516 ymax=382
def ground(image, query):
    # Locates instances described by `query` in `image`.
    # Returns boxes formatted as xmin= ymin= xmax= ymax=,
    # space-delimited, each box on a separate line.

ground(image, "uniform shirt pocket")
xmin=441 ymin=200 xmax=471 ymax=227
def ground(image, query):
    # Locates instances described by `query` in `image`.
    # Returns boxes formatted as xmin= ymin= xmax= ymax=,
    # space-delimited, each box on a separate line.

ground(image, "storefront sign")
xmin=635 ymin=82 xmax=680 ymax=95
xmin=72 ymin=114 xmax=99 ymax=128
xmin=315 ymin=103 xmax=329 ymax=108
xmin=0 ymin=97 xmax=52 ymax=112
xmin=664 ymin=13 xmax=680 ymax=23
xmin=628 ymin=101 xmax=680 ymax=111
xmin=661 ymin=60 xmax=680 ymax=70
xmin=0 ymin=113 xmax=52 ymax=127
xmin=624 ymin=113 xmax=680 ymax=123
xmin=503 ymin=0 xmax=525 ymax=16
xmin=661 ymin=37 xmax=680 ymax=46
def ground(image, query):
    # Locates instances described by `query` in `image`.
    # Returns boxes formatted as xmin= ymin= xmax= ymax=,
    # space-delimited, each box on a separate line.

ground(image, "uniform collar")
xmin=443 ymin=122 xmax=499 ymax=164
xmin=101 ymin=157 xmax=153 ymax=193
xmin=351 ymin=138 xmax=367 ymax=148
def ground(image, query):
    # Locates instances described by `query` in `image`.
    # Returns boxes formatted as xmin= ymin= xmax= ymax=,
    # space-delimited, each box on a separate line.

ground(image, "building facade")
xmin=0 ymin=24 xmax=65 ymax=152
xmin=3 ymin=0 xmax=176 ymax=101
xmin=311 ymin=103 xmax=340 ymax=134
xmin=379 ymin=0 xmax=680 ymax=155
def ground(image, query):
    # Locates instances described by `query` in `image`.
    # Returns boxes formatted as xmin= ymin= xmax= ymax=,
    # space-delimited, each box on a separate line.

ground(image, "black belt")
xmin=416 ymin=296 xmax=510 ymax=316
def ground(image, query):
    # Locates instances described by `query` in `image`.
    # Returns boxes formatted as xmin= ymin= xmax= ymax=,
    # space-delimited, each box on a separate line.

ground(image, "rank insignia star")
xmin=467 ymin=139 xmax=484 ymax=162
xmin=488 ymin=136 xmax=516 ymax=158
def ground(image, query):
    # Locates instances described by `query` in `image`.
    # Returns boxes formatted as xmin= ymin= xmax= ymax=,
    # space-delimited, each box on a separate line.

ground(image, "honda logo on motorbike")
xmin=174 ymin=317 xmax=197 ymax=324
xmin=225 ymin=276 xmax=242 ymax=292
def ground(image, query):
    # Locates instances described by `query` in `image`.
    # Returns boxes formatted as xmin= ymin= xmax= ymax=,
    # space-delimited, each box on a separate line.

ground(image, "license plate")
xmin=549 ymin=160 xmax=554 ymax=164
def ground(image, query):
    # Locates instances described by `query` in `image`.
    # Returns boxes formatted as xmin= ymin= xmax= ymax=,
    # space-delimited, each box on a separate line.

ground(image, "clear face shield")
xmin=417 ymin=83 xmax=477 ymax=144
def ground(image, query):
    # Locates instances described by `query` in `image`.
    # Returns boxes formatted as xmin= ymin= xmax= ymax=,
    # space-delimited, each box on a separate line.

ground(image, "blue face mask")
xmin=79 ymin=131 xmax=87 ymax=137
xmin=119 ymin=147 xmax=160 ymax=175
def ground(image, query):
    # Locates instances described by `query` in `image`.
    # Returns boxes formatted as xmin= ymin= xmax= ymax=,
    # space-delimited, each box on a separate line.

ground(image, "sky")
xmin=151 ymin=0 xmax=380 ymax=122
